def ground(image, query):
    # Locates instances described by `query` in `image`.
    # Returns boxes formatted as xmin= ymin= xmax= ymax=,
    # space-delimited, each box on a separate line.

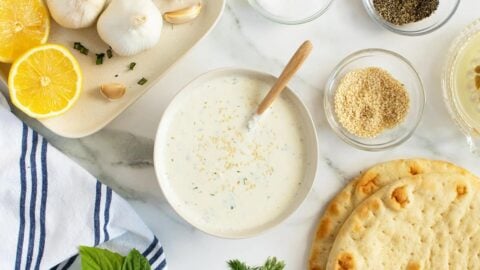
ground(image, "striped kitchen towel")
xmin=0 ymin=94 xmax=167 ymax=270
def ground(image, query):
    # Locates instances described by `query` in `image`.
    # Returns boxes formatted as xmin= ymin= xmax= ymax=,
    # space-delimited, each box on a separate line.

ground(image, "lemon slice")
xmin=8 ymin=44 xmax=83 ymax=118
xmin=0 ymin=0 xmax=50 ymax=63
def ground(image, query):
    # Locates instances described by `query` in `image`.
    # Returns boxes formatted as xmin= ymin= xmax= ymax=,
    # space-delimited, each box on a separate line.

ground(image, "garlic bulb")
xmin=97 ymin=0 xmax=163 ymax=56
xmin=46 ymin=0 xmax=106 ymax=29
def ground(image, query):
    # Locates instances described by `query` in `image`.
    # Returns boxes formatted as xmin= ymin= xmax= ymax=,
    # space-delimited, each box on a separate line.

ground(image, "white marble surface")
xmin=5 ymin=0 xmax=480 ymax=269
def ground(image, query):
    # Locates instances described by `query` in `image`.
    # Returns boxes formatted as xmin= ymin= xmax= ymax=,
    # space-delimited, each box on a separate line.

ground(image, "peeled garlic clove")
xmin=100 ymin=83 xmax=126 ymax=100
xmin=46 ymin=0 xmax=106 ymax=29
xmin=164 ymin=3 xmax=203 ymax=24
xmin=97 ymin=0 xmax=162 ymax=56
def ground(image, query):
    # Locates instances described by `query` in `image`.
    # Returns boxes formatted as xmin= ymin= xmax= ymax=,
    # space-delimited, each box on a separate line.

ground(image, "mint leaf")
xmin=122 ymin=249 xmax=151 ymax=270
xmin=79 ymin=246 xmax=125 ymax=270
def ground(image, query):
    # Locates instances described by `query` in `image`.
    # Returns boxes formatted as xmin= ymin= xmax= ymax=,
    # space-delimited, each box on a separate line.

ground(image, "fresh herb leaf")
xmin=122 ymin=249 xmax=151 ymax=270
xmin=107 ymin=47 xmax=113 ymax=58
xmin=228 ymin=259 xmax=250 ymax=270
xmin=137 ymin=77 xmax=147 ymax=85
xmin=79 ymin=246 xmax=124 ymax=270
xmin=129 ymin=62 xmax=137 ymax=70
xmin=227 ymin=257 xmax=285 ymax=270
xmin=96 ymin=53 xmax=105 ymax=65
xmin=260 ymin=257 xmax=285 ymax=270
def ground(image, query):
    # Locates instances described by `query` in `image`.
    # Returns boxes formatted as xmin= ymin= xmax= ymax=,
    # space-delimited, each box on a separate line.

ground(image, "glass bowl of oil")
xmin=443 ymin=19 xmax=480 ymax=155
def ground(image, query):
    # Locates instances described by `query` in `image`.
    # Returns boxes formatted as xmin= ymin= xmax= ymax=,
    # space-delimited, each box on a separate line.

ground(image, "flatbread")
xmin=326 ymin=173 xmax=480 ymax=269
xmin=309 ymin=159 xmax=473 ymax=270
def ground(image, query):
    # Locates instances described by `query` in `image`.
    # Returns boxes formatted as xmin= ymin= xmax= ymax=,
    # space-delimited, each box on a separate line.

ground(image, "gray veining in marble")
xmin=2 ymin=0 xmax=480 ymax=268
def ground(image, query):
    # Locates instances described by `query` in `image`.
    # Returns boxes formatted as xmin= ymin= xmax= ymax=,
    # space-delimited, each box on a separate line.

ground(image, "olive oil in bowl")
xmin=444 ymin=19 xmax=480 ymax=155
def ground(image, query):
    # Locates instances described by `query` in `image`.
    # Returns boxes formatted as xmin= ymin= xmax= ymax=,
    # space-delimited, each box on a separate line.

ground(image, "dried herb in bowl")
xmin=373 ymin=0 xmax=439 ymax=25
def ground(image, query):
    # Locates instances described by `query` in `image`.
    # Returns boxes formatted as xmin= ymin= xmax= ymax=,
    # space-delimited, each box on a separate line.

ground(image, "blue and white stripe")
xmin=93 ymin=181 xmax=114 ymax=246
xmin=1 ymin=99 xmax=167 ymax=269
xmin=14 ymin=124 xmax=28 ymax=270
xmin=143 ymin=237 xmax=167 ymax=270
xmin=14 ymin=127 xmax=49 ymax=270
xmin=35 ymin=139 xmax=49 ymax=270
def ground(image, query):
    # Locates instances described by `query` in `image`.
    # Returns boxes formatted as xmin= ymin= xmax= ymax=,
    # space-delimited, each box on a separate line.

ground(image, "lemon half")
xmin=0 ymin=0 xmax=50 ymax=63
xmin=8 ymin=44 xmax=83 ymax=118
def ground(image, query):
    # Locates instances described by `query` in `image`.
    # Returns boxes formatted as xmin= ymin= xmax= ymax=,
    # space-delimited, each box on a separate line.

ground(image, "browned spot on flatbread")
xmin=358 ymin=203 xmax=370 ymax=219
xmin=309 ymin=255 xmax=323 ymax=270
xmin=335 ymin=252 xmax=355 ymax=270
xmin=457 ymin=185 xmax=467 ymax=197
xmin=329 ymin=202 xmax=340 ymax=216
xmin=353 ymin=220 xmax=364 ymax=234
xmin=408 ymin=162 xmax=423 ymax=175
xmin=475 ymin=65 xmax=480 ymax=73
xmin=316 ymin=218 xmax=331 ymax=239
xmin=407 ymin=261 xmax=421 ymax=270
xmin=370 ymin=198 xmax=381 ymax=211
xmin=357 ymin=172 xmax=379 ymax=196
xmin=391 ymin=186 xmax=410 ymax=208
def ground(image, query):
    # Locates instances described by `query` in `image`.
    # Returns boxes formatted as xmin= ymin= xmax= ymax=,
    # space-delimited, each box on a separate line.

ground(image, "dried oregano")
xmin=373 ymin=0 xmax=439 ymax=25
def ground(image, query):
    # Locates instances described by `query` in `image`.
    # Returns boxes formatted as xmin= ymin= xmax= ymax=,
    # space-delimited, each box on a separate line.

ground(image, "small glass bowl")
xmin=324 ymin=49 xmax=426 ymax=151
xmin=442 ymin=19 xmax=480 ymax=155
xmin=362 ymin=0 xmax=460 ymax=36
xmin=247 ymin=0 xmax=334 ymax=25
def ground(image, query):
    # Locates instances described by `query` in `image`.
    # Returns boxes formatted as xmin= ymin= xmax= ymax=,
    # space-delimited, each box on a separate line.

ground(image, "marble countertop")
xmin=6 ymin=0 xmax=480 ymax=269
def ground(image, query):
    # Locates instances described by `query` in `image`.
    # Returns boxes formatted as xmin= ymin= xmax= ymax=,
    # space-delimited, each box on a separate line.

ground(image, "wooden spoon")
xmin=248 ymin=40 xmax=313 ymax=130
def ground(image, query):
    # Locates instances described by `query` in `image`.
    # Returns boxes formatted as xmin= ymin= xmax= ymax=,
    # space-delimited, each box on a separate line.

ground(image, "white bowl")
xmin=153 ymin=68 xmax=318 ymax=238
xmin=247 ymin=0 xmax=334 ymax=25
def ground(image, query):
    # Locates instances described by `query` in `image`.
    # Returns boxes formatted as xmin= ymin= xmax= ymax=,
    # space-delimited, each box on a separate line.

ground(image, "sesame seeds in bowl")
xmin=324 ymin=49 xmax=426 ymax=151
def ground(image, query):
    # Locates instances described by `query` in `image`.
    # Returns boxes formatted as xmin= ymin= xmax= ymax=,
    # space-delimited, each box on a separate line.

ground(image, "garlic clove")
xmin=100 ymin=83 xmax=126 ymax=100
xmin=97 ymin=0 xmax=163 ymax=56
xmin=46 ymin=0 xmax=106 ymax=29
xmin=164 ymin=3 xmax=203 ymax=24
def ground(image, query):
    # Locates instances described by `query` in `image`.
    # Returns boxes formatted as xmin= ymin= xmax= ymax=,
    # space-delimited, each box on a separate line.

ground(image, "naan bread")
xmin=326 ymin=173 xmax=480 ymax=269
xmin=309 ymin=159 xmax=472 ymax=270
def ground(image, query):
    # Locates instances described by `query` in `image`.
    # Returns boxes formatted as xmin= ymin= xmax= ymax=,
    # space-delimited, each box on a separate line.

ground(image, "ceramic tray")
xmin=0 ymin=0 xmax=225 ymax=138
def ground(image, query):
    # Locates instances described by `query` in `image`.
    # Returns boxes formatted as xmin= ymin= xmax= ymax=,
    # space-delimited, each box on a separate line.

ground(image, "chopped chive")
xmin=106 ymin=47 xmax=113 ymax=58
xmin=79 ymin=47 xmax=89 ymax=55
xmin=74 ymin=42 xmax=89 ymax=55
xmin=128 ymin=62 xmax=136 ymax=70
xmin=137 ymin=77 xmax=147 ymax=85
xmin=96 ymin=53 xmax=105 ymax=65
xmin=73 ymin=42 xmax=82 ymax=50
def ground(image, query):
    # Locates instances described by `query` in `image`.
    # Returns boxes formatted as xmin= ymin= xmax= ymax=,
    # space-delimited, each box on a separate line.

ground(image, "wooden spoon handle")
xmin=256 ymin=40 xmax=313 ymax=115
